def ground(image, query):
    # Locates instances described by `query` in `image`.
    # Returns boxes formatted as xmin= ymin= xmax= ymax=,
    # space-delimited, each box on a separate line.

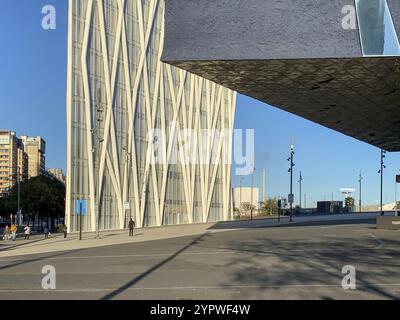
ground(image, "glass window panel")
xmin=356 ymin=0 xmax=400 ymax=56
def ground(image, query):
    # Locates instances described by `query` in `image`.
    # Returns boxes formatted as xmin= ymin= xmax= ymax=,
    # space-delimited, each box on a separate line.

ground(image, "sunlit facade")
xmin=66 ymin=0 xmax=236 ymax=231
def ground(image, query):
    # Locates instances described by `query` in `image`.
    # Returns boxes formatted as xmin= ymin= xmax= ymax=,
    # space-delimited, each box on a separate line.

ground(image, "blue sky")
xmin=232 ymin=95 xmax=400 ymax=207
xmin=0 ymin=0 xmax=68 ymax=171
xmin=1 ymin=1 xmax=399 ymax=207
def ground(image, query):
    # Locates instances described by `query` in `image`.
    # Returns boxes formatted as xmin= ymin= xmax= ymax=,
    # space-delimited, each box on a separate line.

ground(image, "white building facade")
xmin=66 ymin=0 xmax=237 ymax=231
xmin=232 ymin=187 xmax=260 ymax=211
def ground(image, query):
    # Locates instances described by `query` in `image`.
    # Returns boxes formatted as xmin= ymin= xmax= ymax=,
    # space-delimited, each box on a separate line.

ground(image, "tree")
xmin=240 ymin=202 xmax=252 ymax=212
xmin=259 ymin=198 xmax=279 ymax=216
xmin=0 ymin=189 xmax=20 ymax=219
xmin=0 ymin=197 xmax=12 ymax=218
xmin=0 ymin=175 xmax=65 ymax=229
xmin=345 ymin=196 xmax=355 ymax=213
xmin=233 ymin=207 xmax=240 ymax=219
xmin=239 ymin=202 xmax=257 ymax=218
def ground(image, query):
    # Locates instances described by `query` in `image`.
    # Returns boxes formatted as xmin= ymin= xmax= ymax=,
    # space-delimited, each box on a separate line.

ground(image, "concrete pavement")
xmin=0 ymin=212 xmax=399 ymax=300
xmin=0 ymin=212 xmax=386 ymax=258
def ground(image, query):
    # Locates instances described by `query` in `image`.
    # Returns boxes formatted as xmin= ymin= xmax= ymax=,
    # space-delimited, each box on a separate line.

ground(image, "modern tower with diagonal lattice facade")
xmin=66 ymin=0 xmax=237 ymax=232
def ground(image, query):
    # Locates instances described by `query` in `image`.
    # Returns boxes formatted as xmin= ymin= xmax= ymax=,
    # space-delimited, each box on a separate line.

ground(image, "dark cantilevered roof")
xmin=162 ymin=0 xmax=400 ymax=151
xmin=166 ymin=57 xmax=400 ymax=151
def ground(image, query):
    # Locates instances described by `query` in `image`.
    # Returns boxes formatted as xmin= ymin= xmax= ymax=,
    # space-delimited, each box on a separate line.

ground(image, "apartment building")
xmin=20 ymin=136 xmax=46 ymax=179
xmin=0 ymin=131 xmax=27 ymax=197
xmin=0 ymin=132 xmax=46 ymax=198
xmin=47 ymin=168 xmax=66 ymax=184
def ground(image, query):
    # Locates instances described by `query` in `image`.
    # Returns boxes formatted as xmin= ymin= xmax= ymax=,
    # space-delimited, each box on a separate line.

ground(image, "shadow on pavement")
xmin=0 ymin=236 xmax=55 ymax=252
xmin=215 ymin=234 xmax=400 ymax=299
xmin=0 ymin=233 xmax=76 ymax=253
xmin=208 ymin=216 xmax=377 ymax=230
xmin=101 ymin=232 xmax=211 ymax=300
xmin=0 ymin=247 xmax=87 ymax=272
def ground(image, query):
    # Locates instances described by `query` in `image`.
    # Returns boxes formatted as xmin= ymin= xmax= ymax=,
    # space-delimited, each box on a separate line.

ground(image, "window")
xmin=356 ymin=0 xmax=400 ymax=56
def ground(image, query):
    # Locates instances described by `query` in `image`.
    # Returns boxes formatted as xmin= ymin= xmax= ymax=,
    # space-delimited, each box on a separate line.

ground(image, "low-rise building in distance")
xmin=232 ymin=187 xmax=260 ymax=217
xmin=47 ymin=168 xmax=66 ymax=184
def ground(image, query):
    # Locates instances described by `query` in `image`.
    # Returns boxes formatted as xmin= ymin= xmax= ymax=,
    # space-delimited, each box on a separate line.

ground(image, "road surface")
xmin=0 ymin=213 xmax=399 ymax=300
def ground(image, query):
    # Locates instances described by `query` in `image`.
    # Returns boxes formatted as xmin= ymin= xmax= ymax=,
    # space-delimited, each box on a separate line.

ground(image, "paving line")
xmin=0 ymin=250 xmax=268 ymax=262
xmin=3 ymin=244 xmax=398 ymax=263
xmin=1 ymin=283 xmax=400 ymax=293
xmin=369 ymin=233 xmax=385 ymax=249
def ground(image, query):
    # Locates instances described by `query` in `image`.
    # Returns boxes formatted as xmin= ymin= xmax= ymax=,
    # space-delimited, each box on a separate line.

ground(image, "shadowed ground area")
xmin=0 ymin=214 xmax=399 ymax=300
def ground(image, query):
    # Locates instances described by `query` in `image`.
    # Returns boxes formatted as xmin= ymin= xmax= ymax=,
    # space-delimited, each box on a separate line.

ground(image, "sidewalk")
xmin=0 ymin=221 xmax=241 ymax=258
xmin=0 ymin=212 xmax=384 ymax=258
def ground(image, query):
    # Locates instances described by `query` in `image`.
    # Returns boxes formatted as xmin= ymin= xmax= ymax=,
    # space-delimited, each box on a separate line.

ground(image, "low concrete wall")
xmin=376 ymin=216 xmax=400 ymax=230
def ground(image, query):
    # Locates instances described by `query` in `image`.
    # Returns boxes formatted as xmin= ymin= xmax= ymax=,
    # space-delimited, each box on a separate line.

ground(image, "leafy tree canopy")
xmin=259 ymin=198 xmax=279 ymax=216
xmin=0 ymin=175 xmax=65 ymax=220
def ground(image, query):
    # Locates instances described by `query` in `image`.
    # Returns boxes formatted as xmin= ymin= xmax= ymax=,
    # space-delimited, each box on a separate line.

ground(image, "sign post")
xmin=277 ymin=198 xmax=282 ymax=223
xmin=395 ymin=176 xmax=400 ymax=216
xmin=288 ymin=194 xmax=294 ymax=205
xmin=76 ymin=200 xmax=87 ymax=241
xmin=79 ymin=201 xmax=83 ymax=241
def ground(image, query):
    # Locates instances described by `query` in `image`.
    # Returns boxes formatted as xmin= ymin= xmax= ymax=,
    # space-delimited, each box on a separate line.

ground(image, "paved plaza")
xmin=0 ymin=213 xmax=399 ymax=300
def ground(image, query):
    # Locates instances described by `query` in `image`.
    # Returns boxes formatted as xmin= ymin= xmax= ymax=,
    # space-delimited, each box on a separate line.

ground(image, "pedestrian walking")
xmin=3 ymin=225 xmax=10 ymax=241
xmin=62 ymin=224 xmax=68 ymax=239
xmin=128 ymin=218 xmax=135 ymax=237
xmin=44 ymin=227 xmax=50 ymax=239
xmin=24 ymin=225 xmax=31 ymax=240
xmin=10 ymin=224 xmax=17 ymax=241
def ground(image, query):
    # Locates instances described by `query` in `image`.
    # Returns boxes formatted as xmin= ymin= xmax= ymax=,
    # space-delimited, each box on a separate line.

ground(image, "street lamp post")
xmin=123 ymin=145 xmax=131 ymax=227
xmin=17 ymin=174 xmax=21 ymax=225
xmin=298 ymin=171 xmax=303 ymax=210
xmin=6 ymin=173 xmax=21 ymax=225
xmin=358 ymin=171 xmax=363 ymax=213
xmin=93 ymin=89 xmax=104 ymax=239
xmin=239 ymin=176 xmax=243 ymax=219
xmin=250 ymin=167 xmax=256 ymax=220
xmin=288 ymin=145 xmax=295 ymax=222
xmin=378 ymin=149 xmax=386 ymax=216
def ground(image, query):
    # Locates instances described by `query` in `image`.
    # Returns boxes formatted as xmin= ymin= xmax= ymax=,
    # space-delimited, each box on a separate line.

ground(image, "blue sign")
xmin=76 ymin=200 xmax=87 ymax=216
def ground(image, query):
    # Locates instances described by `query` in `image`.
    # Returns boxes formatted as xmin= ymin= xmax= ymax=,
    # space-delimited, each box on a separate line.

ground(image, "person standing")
xmin=24 ymin=225 xmax=31 ymax=240
xmin=62 ymin=224 xmax=68 ymax=239
xmin=10 ymin=224 xmax=17 ymax=241
xmin=128 ymin=218 xmax=135 ymax=237
xmin=3 ymin=225 xmax=10 ymax=241
xmin=44 ymin=227 xmax=50 ymax=239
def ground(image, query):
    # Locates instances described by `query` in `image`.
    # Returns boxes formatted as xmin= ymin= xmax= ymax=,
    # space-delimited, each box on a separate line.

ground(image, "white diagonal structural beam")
xmin=66 ymin=0 xmax=237 ymax=232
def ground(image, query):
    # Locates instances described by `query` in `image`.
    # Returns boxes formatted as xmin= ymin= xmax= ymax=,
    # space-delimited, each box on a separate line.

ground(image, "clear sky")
xmin=0 ymin=0 xmax=68 ymax=170
xmin=1 ymin=1 xmax=400 ymax=207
